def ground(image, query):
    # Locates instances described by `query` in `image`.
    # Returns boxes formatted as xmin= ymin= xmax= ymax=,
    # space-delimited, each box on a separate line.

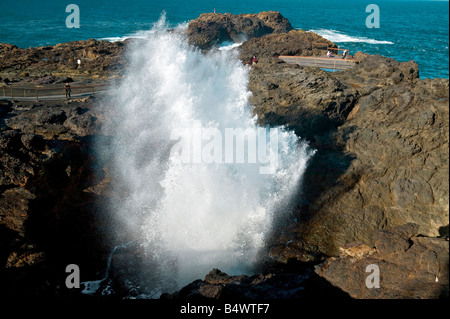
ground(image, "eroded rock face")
xmin=295 ymin=77 xmax=449 ymax=258
xmin=315 ymin=224 xmax=449 ymax=299
xmin=0 ymin=97 xmax=115 ymax=299
xmin=248 ymin=52 xmax=449 ymax=264
xmin=248 ymin=64 xmax=358 ymax=140
xmin=186 ymin=11 xmax=293 ymax=50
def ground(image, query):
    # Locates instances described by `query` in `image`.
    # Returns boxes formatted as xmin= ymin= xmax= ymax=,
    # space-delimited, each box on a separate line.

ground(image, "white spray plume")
xmin=103 ymin=14 xmax=314 ymax=297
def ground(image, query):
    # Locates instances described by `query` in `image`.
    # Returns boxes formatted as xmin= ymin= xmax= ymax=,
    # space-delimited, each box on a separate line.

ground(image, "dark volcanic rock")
xmin=248 ymin=51 xmax=449 ymax=264
xmin=4 ymin=98 xmax=102 ymax=140
xmin=248 ymin=63 xmax=358 ymax=140
xmin=162 ymin=267 xmax=349 ymax=300
xmin=0 ymin=39 xmax=127 ymax=81
xmin=0 ymin=130 xmax=44 ymax=188
xmin=295 ymin=77 xmax=449 ymax=259
xmin=186 ymin=11 xmax=293 ymax=50
xmin=240 ymin=30 xmax=337 ymax=63
xmin=34 ymin=75 xmax=57 ymax=85
xmin=0 ymin=188 xmax=36 ymax=236
xmin=335 ymin=54 xmax=420 ymax=87
xmin=0 ymin=98 xmax=114 ymax=299
xmin=315 ymin=224 xmax=449 ymax=299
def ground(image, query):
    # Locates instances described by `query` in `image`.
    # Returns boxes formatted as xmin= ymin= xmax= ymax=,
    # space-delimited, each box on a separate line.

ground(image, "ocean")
xmin=0 ymin=0 xmax=448 ymax=79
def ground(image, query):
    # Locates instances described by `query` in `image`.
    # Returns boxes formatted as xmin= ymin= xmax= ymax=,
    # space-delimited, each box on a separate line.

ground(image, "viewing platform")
xmin=278 ymin=55 xmax=356 ymax=70
xmin=279 ymin=42 xmax=357 ymax=70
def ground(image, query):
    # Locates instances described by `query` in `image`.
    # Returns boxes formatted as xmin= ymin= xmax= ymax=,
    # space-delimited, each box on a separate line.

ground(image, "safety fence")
xmin=0 ymin=84 xmax=109 ymax=102
xmin=278 ymin=55 xmax=356 ymax=70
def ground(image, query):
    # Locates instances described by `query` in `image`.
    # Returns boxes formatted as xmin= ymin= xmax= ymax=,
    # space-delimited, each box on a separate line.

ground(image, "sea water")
xmin=0 ymin=0 xmax=448 ymax=79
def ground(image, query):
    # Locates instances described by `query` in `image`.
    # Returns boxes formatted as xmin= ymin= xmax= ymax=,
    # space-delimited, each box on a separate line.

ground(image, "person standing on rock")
xmin=342 ymin=50 xmax=349 ymax=59
xmin=64 ymin=82 xmax=71 ymax=99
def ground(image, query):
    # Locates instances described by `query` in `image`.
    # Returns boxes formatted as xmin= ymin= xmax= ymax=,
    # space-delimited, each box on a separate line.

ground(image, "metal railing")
xmin=312 ymin=42 xmax=350 ymax=56
xmin=0 ymin=84 xmax=109 ymax=102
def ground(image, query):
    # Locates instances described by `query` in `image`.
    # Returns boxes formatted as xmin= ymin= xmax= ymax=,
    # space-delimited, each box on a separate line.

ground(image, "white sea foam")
xmin=309 ymin=29 xmax=394 ymax=45
xmin=100 ymin=29 xmax=158 ymax=42
xmin=219 ymin=42 xmax=243 ymax=51
xmin=101 ymin=15 xmax=314 ymax=296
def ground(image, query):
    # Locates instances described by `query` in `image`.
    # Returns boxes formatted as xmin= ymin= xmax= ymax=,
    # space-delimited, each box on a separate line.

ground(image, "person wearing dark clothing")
xmin=64 ymin=83 xmax=71 ymax=98
xmin=342 ymin=50 xmax=349 ymax=59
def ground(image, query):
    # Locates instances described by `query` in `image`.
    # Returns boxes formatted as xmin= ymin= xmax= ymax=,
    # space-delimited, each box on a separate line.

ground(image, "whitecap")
xmin=308 ymin=29 xmax=394 ymax=45
xmin=219 ymin=42 xmax=243 ymax=51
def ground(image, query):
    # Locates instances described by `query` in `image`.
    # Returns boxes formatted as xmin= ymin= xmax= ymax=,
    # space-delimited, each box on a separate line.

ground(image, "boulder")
xmin=240 ymin=29 xmax=337 ymax=63
xmin=186 ymin=11 xmax=293 ymax=50
xmin=315 ymin=224 xmax=449 ymax=299
xmin=162 ymin=267 xmax=347 ymax=300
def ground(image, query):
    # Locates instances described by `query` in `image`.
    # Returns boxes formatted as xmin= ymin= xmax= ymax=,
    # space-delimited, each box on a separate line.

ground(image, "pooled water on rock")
xmin=100 ymin=15 xmax=314 ymax=298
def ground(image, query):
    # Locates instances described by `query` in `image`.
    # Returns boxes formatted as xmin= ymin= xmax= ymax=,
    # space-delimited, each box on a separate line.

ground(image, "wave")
xmin=102 ymin=29 xmax=242 ymax=52
xmin=309 ymin=29 xmax=394 ymax=45
xmin=100 ymin=30 xmax=154 ymax=42
xmin=100 ymin=12 xmax=189 ymax=43
xmin=218 ymin=42 xmax=243 ymax=51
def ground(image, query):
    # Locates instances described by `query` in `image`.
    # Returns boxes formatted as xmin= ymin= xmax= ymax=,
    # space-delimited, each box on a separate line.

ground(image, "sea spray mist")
xmin=93 ymin=15 xmax=314 ymax=298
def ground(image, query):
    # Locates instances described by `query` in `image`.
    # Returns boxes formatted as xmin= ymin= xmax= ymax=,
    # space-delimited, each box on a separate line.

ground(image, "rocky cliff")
xmin=0 ymin=96 xmax=119 ymax=298
xmin=315 ymin=223 xmax=448 ymax=299
xmin=246 ymin=54 xmax=448 ymax=262
xmin=186 ymin=11 xmax=293 ymax=50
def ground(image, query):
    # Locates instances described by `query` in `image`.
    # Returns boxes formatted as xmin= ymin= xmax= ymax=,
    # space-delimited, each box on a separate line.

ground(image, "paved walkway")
xmin=279 ymin=55 xmax=356 ymax=70
xmin=0 ymin=84 xmax=110 ymax=102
